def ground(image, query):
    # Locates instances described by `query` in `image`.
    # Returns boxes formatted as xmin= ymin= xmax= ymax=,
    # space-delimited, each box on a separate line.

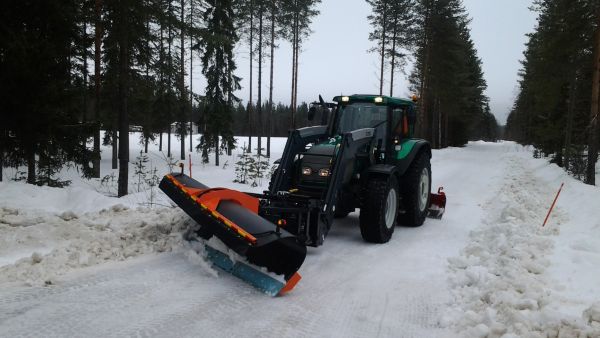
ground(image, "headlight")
xmin=318 ymin=168 xmax=330 ymax=177
xmin=302 ymin=167 xmax=312 ymax=175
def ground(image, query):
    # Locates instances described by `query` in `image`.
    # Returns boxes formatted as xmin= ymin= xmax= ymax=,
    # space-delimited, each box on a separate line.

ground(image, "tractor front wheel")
xmin=398 ymin=152 xmax=431 ymax=227
xmin=359 ymin=175 xmax=399 ymax=243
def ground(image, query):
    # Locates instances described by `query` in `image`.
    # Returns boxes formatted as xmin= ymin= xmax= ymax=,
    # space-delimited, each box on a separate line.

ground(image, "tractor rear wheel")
xmin=359 ymin=175 xmax=398 ymax=243
xmin=398 ymin=152 xmax=431 ymax=227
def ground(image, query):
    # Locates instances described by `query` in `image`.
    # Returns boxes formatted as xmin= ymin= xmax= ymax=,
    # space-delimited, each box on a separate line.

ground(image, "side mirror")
xmin=308 ymin=106 xmax=317 ymax=121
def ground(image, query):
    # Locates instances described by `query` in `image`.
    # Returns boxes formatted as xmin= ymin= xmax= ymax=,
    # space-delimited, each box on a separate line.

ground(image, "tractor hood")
xmin=298 ymin=139 xmax=339 ymax=189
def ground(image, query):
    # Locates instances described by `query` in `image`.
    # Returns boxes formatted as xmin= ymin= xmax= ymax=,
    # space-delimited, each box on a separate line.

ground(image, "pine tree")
xmin=266 ymin=0 xmax=281 ymax=158
xmin=367 ymin=0 xmax=389 ymax=95
xmin=197 ymin=0 xmax=241 ymax=165
xmin=367 ymin=0 xmax=416 ymax=96
xmin=281 ymin=0 xmax=320 ymax=129
xmin=587 ymin=12 xmax=600 ymax=185
xmin=506 ymin=0 xmax=599 ymax=180
xmin=93 ymin=0 xmax=103 ymax=177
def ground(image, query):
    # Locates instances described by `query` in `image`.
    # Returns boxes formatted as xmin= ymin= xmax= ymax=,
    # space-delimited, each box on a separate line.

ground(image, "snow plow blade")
xmin=159 ymin=173 xmax=306 ymax=295
xmin=428 ymin=187 xmax=446 ymax=219
xmin=204 ymin=244 xmax=301 ymax=296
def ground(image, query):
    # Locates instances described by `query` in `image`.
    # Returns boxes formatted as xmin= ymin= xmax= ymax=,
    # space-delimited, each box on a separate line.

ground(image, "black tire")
xmin=359 ymin=175 xmax=399 ymax=243
xmin=333 ymin=194 xmax=351 ymax=218
xmin=398 ymin=151 xmax=431 ymax=227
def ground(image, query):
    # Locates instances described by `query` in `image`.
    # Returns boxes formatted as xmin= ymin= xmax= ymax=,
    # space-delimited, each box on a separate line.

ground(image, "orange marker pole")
xmin=542 ymin=182 xmax=564 ymax=227
xmin=188 ymin=154 xmax=192 ymax=178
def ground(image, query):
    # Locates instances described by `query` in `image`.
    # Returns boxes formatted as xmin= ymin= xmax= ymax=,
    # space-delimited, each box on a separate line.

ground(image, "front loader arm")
xmin=317 ymin=128 xmax=375 ymax=242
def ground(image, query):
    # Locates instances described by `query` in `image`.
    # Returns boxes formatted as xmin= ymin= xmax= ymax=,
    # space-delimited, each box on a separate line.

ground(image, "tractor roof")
xmin=332 ymin=94 xmax=415 ymax=106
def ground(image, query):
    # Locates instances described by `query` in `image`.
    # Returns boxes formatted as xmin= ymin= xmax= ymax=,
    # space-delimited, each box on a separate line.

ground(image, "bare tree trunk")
xmin=167 ymin=126 xmax=171 ymax=157
xmin=117 ymin=1 xmax=129 ymax=197
xmin=291 ymin=9 xmax=300 ymax=129
xmin=248 ymin=1 xmax=254 ymax=153
xmin=443 ymin=99 xmax=448 ymax=147
xmin=257 ymin=6 xmax=263 ymax=155
xmin=586 ymin=24 xmax=600 ymax=185
xmin=267 ymin=2 xmax=275 ymax=158
xmin=437 ymin=97 xmax=441 ymax=148
xmin=189 ymin=0 xmax=194 ymax=153
xmin=93 ymin=0 xmax=102 ymax=177
xmin=215 ymin=136 xmax=219 ymax=166
xmin=389 ymin=15 xmax=397 ymax=97
xmin=290 ymin=7 xmax=297 ymax=129
xmin=27 ymin=144 xmax=35 ymax=184
xmin=112 ymin=123 xmax=118 ymax=169
xmin=159 ymin=3 xmax=164 ymax=153
xmin=564 ymin=73 xmax=577 ymax=171
xmin=83 ymin=21 xmax=89 ymax=124
xmin=180 ymin=0 xmax=186 ymax=160
xmin=167 ymin=2 xmax=172 ymax=159
xmin=431 ymin=94 xmax=437 ymax=148
xmin=418 ymin=4 xmax=431 ymax=140
xmin=379 ymin=4 xmax=387 ymax=96
xmin=293 ymin=10 xmax=299 ymax=127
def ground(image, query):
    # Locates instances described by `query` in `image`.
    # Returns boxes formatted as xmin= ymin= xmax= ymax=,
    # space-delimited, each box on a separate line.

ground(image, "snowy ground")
xmin=1 ymin=136 xmax=600 ymax=337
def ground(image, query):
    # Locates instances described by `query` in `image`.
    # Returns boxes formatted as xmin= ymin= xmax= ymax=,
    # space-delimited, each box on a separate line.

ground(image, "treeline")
xmin=505 ymin=0 xmax=600 ymax=185
xmin=230 ymin=101 xmax=313 ymax=138
xmin=367 ymin=0 xmax=499 ymax=148
xmin=0 ymin=0 xmax=321 ymax=195
xmin=1 ymin=0 xmax=500 ymax=194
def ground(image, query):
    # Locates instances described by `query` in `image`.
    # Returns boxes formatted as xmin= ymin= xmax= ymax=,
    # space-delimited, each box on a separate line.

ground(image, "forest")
xmin=0 ymin=0 xmax=519 ymax=196
xmin=505 ymin=0 xmax=600 ymax=185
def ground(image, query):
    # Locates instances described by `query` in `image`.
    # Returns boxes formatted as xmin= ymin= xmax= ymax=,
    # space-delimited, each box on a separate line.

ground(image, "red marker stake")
xmin=542 ymin=182 xmax=564 ymax=227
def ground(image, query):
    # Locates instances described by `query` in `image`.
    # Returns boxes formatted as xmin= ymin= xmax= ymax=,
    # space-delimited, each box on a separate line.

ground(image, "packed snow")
xmin=1 ymin=135 xmax=600 ymax=337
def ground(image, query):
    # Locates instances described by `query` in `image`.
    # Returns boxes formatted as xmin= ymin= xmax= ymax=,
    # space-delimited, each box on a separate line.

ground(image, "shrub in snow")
xmin=132 ymin=150 xmax=162 ymax=207
xmin=234 ymin=144 xmax=252 ymax=184
xmin=133 ymin=150 xmax=150 ymax=193
xmin=248 ymin=148 xmax=269 ymax=187
xmin=99 ymin=172 xmax=118 ymax=196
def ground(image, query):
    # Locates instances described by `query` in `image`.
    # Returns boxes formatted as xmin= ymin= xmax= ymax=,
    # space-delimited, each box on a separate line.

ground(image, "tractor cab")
xmin=297 ymin=95 xmax=418 ymax=196
xmin=330 ymin=95 xmax=418 ymax=164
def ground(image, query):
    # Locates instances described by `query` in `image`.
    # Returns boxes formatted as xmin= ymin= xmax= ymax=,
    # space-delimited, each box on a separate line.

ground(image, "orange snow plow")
xmin=159 ymin=173 xmax=306 ymax=296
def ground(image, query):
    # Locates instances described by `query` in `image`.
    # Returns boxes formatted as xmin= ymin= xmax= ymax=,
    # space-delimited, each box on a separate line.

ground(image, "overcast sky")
xmin=192 ymin=0 xmax=538 ymax=124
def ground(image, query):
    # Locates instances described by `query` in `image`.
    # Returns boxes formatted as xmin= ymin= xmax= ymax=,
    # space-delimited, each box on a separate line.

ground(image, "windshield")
xmin=336 ymin=102 xmax=387 ymax=134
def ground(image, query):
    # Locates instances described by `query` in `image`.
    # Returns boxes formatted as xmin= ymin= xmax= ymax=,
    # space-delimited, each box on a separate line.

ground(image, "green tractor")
xmin=159 ymin=94 xmax=446 ymax=295
xmin=263 ymin=94 xmax=446 ymax=245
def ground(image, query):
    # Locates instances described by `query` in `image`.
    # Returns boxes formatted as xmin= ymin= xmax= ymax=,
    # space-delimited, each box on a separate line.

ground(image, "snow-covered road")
xmin=1 ymin=141 xmax=599 ymax=337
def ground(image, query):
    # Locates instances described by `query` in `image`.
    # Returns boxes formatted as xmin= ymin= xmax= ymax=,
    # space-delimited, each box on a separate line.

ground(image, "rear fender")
xmin=395 ymin=139 xmax=431 ymax=176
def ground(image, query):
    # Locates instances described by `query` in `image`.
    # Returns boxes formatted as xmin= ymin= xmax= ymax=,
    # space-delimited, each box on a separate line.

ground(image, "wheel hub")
xmin=418 ymin=168 xmax=430 ymax=212
xmin=384 ymin=188 xmax=397 ymax=229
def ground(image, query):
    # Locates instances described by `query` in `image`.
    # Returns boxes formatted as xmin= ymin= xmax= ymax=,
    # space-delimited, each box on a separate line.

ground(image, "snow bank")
xmin=0 ymin=205 xmax=197 ymax=286
xmin=444 ymin=144 xmax=600 ymax=337
xmin=0 ymin=181 xmax=134 ymax=214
